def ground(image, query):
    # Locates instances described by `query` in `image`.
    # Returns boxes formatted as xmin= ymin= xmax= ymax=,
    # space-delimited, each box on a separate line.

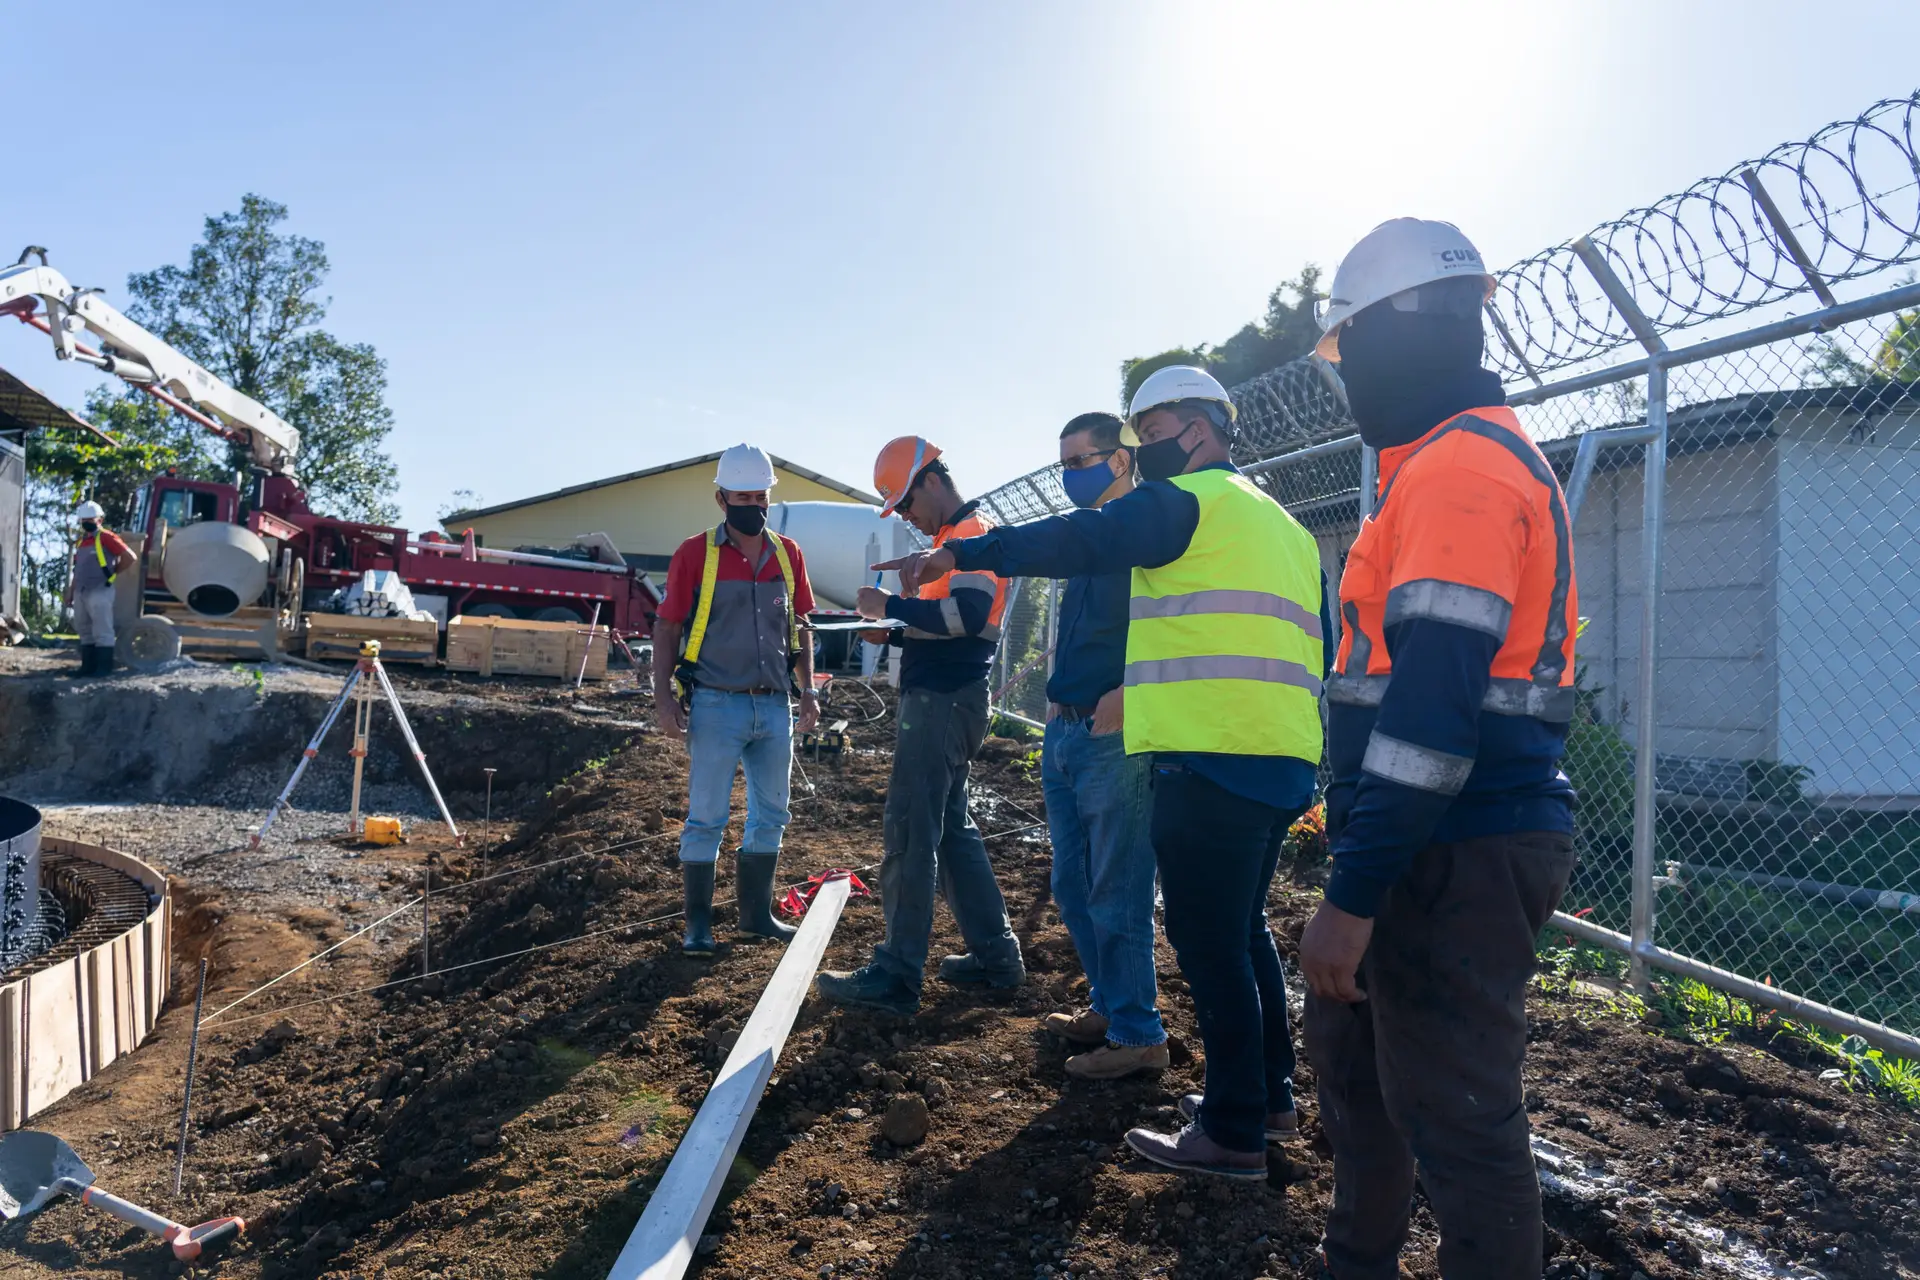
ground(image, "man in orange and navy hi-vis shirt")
xmin=1300 ymin=219 xmax=1579 ymax=1280
xmin=814 ymin=436 xmax=1023 ymax=1017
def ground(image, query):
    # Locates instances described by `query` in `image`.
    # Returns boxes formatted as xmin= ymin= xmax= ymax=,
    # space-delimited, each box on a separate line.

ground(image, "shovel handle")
xmin=81 ymin=1186 xmax=176 ymax=1236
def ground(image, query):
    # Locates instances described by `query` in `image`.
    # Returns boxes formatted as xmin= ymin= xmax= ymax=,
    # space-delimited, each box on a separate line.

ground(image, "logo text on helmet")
xmin=1435 ymin=248 xmax=1482 ymax=268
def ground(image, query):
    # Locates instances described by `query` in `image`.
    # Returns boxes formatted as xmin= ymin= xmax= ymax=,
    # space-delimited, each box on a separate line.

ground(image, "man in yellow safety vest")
xmin=652 ymin=444 xmax=821 ymax=955
xmin=882 ymin=368 xmax=1329 ymax=1179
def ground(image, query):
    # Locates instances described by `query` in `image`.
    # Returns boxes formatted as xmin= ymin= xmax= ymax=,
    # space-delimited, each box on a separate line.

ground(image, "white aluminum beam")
xmin=606 ymin=875 xmax=854 ymax=1280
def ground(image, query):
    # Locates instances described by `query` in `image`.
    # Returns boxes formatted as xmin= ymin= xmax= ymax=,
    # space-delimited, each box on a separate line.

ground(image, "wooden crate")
xmin=306 ymin=613 xmax=439 ymax=665
xmin=150 ymin=600 xmax=299 ymax=661
xmin=445 ymin=615 xmax=610 ymax=680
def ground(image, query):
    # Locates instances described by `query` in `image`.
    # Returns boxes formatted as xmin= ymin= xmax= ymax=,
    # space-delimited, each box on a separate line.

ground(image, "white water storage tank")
xmin=768 ymin=502 xmax=925 ymax=610
xmin=0 ymin=797 xmax=42 ymax=966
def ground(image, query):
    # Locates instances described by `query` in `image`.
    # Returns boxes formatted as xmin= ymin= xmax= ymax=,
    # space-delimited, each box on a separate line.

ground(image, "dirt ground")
xmin=1 ymin=658 xmax=1917 ymax=1280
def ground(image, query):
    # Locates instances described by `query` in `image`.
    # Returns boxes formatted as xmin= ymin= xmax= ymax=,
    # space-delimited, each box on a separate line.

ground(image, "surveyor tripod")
xmin=251 ymin=641 xmax=463 ymax=848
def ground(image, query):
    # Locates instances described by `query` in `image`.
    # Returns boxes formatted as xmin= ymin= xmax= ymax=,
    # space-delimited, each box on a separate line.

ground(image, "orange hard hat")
xmin=874 ymin=436 xmax=942 ymax=516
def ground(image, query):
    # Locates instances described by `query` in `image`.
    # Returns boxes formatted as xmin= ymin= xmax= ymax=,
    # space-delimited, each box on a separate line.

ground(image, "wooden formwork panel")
xmin=0 ymin=840 xmax=169 ymax=1128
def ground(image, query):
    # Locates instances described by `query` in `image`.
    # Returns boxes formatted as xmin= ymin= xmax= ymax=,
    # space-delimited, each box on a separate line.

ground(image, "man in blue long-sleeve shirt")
xmin=1034 ymin=412 xmax=1168 ymax=1081
xmin=886 ymin=367 xmax=1330 ymax=1179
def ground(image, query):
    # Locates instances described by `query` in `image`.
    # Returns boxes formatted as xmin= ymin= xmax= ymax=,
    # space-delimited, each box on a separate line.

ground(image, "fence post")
xmin=1358 ymin=446 xmax=1377 ymax=520
xmin=1629 ymin=359 xmax=1669 ymax=991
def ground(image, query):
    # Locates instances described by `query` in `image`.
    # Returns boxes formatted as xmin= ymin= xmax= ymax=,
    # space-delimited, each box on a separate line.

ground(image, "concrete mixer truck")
xmin=0 ymin=249 xmax=662 ymax=663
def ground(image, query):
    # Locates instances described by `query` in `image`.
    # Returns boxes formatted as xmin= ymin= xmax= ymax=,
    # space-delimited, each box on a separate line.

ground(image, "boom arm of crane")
xmin=0 ymin=247 xmax=301 ymax=473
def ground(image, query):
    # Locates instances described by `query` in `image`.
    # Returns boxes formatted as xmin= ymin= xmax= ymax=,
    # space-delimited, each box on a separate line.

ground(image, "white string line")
xmin=195 ymin=818 xmax=1049 ymax=1032
xmin=202 ymin=793 xmax=833 ymax=1026
xmin=195 ymin=894 xmax=426 ymax=1026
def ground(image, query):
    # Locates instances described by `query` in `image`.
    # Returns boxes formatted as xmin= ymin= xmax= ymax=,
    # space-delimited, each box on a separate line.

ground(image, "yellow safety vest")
xmin=1123 ymin=469 xmax=1325 ymax=762
xmin=677 ymin=527 xmax=800 ymax=696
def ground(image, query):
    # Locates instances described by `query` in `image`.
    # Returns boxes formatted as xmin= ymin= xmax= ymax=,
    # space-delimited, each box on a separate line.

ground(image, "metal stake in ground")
xmin=575 ymin=602 xmax=603 ymax=691
xmin=173 ymin=957 xmax=208 ymax=1197
xmin=250 ymin=641 xmax=464 ymax=848
xmin=482 ymin=768 xmax=498 ymax=878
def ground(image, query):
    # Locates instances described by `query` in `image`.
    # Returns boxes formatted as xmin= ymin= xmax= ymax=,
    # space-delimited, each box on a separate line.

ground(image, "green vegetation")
xmin=1120 ymin=267 xmax=1325 ymax=407
xmin=1533 ymin=937 xmax=1920 ymax=1109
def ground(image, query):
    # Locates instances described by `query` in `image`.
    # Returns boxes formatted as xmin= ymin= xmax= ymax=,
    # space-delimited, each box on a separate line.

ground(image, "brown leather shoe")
xmin=1178 ymin=1092 xmax=1300 ymax=1141
xmin=1042 ymin=1008 xmax=1110 ymax=1046
xmin=1064 ymin=1040 xmax=1169 ymax=1080
xmin=1124 ymin=1122 xmax=1266 ymax=1180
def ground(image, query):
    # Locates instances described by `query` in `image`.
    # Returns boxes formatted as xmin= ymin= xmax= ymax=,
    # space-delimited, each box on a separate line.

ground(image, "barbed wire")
xmin=1487 ymin=93 xmax=1920 ymax=380
xmin=974 ymin=91 xmax=1920 ymax=525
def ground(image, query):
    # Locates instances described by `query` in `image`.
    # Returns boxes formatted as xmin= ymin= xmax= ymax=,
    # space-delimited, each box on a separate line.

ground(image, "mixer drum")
xmin=160 ymin=521 xmax=271 ymax=618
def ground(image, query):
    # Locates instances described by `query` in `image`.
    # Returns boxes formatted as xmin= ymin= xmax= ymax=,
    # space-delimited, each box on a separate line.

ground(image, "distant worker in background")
xmin=1033 ymin=412 xmax=1167 ymax=1080
xmin=815 ymin=436 xmax=1023 ymax=1017
xmin=65 ymin=500 xmax=136 ymax=677
xmin=652 ymin=444 xmax=821 ymax=956
xmin=882 ymin=370 xmax=1327 ymax=1179
xmin=1301 ymin=219 xmax=1579 ymax=1280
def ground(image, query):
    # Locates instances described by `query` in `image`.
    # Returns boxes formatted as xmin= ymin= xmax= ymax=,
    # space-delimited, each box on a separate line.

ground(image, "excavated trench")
xmin=0 ymin=665 xmax=641 ymax=806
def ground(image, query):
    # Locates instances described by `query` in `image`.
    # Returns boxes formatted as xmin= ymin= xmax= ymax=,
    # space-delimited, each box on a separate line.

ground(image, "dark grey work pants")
xmin=1307 ymin=831 xmax=1576 ymax=1280
xmin=870 ymin=679 xmax=1021 ymax=990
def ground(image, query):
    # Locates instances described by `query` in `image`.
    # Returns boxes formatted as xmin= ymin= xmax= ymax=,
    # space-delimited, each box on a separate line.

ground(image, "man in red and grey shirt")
xmin=65 ymin=500 xmax=137 ymax=677
xmin=652 ymin=445 xmax=821 ymax=955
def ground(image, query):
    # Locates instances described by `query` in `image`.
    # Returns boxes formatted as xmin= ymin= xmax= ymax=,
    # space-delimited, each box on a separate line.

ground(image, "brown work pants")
xmin=1306 ymin=831 xmax=1575 ymax=1280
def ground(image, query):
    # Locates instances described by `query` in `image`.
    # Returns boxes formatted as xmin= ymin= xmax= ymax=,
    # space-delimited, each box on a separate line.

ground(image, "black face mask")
xmin=80 ymin=520 xmax=99 ymax=534
xmin=1135 ymin=426 xmax=1198 ymax=483
xmin=725 ymin=503 xmax=768 ymax=536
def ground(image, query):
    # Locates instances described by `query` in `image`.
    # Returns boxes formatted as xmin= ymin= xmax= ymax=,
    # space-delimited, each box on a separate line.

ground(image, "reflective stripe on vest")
xmin=683 ymin=526 xmax=798 ymax=666
xmin=1122 ymin=470 xmax=1324 ymax=762
xmin=1330 ymin=406 xmax=1577 ymax=724
xmin=901 ymin=510 xmax=1009 ymax=642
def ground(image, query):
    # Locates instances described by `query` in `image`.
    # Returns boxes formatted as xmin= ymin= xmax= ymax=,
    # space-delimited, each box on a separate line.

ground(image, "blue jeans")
xmin=677 ymin=688 xmax=793 ymax=863
xmin=1042 ymin=717 xmax=1164 ymax=1047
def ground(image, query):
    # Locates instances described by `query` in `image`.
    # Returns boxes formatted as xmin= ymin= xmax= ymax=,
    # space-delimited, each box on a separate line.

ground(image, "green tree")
xmin=1875 ymin=309 xmax=1920 ymax=382
xmin=119 ymin=193 xmax=399 ymax=521
xmin=1118 ymin=266 xmax=1325 ymax=408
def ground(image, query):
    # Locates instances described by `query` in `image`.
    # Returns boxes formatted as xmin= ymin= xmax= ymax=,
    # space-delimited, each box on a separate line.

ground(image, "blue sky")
xmin=6 ymin=1 xmax=1919 ymax=532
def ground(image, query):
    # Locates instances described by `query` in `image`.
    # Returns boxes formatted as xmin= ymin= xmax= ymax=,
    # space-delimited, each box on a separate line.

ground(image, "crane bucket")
xmin=161 ymin=522 xmax=270 ymax=618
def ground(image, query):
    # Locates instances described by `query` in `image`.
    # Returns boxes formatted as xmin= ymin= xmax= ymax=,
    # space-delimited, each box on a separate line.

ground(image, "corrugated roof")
xmin=0 ymin=366 xmax=114 ymax=444
xmin=446 ymin=451 xmax=881 ymax=521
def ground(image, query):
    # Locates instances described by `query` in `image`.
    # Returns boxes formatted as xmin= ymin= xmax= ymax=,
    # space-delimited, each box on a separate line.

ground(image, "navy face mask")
xmin=1061 ymin=456 xmax=1119 ymax=508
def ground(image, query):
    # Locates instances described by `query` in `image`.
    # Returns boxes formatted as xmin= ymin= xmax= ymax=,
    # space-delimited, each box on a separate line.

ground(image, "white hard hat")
xmin=74 ymin=500 xmax=105 ymax=520
xmin=1124 ymin=365 xmax=1236 ymax=444
xmin=1315 ymin=218 xmax=1497 ymax=360
xmin=714 ymin=443 xmax=777 ymax=491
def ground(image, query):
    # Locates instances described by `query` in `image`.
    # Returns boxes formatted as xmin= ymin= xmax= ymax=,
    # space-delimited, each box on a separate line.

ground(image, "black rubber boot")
xmin=75 ymin=646 xmax=100 ymax=677
xmin=736 ymin=853 xmax=797 ymax=942
xmin=681 ymin=861 xmax=717 ymax=956
xmin=92 ymin=645 xmax=116 ymax=677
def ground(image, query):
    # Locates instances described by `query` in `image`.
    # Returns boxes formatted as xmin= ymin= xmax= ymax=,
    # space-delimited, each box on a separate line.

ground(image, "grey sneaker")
xmin=1124 ymin=1122 xmax=1267 ymax=1180
xmin=1178 ymin=1092 xmax=1300 ymax=1141
xmin=936 ymin=952 xmax=1025 ymax=989
xmin=816 ymin=964 xmax=919 ymax=1017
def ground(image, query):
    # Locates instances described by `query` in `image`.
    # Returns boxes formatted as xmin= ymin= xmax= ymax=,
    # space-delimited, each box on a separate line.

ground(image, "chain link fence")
xmin=976 ymin=92 xmax=1920 ymax=1056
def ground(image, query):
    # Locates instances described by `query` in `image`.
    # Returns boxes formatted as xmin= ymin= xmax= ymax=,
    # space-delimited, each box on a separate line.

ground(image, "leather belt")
xmin=1049 ymin=702 xmax=1099 ymax=723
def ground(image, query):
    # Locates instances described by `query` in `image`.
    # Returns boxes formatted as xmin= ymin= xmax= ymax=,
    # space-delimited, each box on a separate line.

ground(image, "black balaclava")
xmin=1336 ymin=292 xmax=1505 ymax=450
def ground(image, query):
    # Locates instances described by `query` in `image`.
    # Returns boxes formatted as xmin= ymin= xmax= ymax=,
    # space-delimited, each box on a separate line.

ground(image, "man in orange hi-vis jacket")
xmin=1299 ymin=219 xmax=1579 ymax=1280
xmin=814 ymin=436 xmax=1023 ymax=1018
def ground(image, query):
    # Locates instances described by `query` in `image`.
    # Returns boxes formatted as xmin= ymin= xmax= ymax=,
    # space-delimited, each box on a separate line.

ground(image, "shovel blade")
xmin=0 ymin=1131 xmax=93 ymax=1219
